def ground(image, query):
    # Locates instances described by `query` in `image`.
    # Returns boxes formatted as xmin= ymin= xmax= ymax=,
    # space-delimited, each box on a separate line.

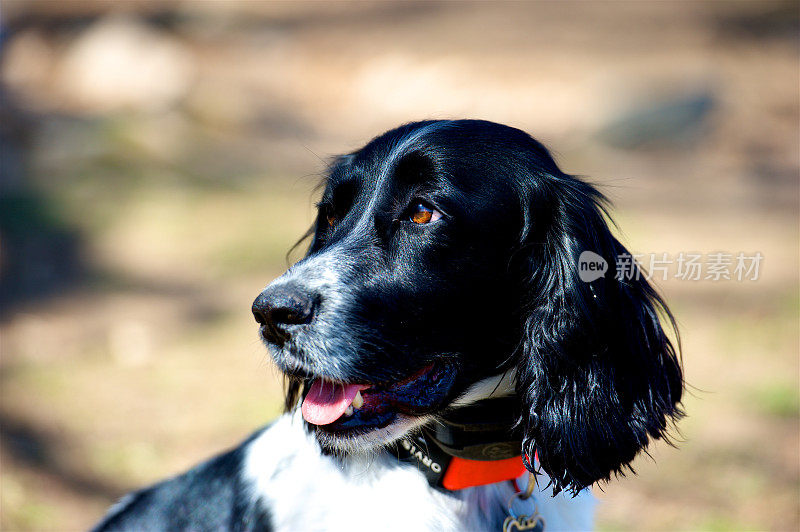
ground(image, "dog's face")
xmin=254 ymin=121 xmax=523 ymax=447
xmin=253 ymin=120 xmax=683 ymax=493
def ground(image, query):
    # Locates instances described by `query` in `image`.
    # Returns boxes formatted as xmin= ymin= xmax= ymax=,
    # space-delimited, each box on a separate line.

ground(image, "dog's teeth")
xmin=344 ymin=405 xmax=354 ymax=416
xmin=352 ymin=390 xmax=364 ymax=409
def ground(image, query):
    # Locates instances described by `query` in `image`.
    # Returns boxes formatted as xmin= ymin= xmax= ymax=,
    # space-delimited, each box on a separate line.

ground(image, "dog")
xmin=94 ymin=119 xmax=683 ymax=531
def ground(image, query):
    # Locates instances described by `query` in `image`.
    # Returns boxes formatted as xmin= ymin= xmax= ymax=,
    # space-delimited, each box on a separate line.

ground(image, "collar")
xmin=389 ymin=395 xmax=528 ymax=491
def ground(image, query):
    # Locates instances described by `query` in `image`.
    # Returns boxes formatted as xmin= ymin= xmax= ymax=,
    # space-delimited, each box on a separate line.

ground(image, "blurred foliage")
xmin=749 ymin=383 xmax=800 ymax=419
xmin=0 ymin=190 xmax=83 ymax=310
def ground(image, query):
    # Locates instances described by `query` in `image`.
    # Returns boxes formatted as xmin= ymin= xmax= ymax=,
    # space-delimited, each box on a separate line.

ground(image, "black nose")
xmin=252 ymin=284 xmax=317 ymax=344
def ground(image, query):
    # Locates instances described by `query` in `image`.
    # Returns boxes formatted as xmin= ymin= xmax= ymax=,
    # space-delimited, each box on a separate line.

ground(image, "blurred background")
xmin=0 ymin=1 xmax=797 ymax=530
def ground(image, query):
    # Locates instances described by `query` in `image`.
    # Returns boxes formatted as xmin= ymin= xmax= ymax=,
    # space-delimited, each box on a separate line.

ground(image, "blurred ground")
xmin=0 ymin=1 xmax=798 ymax=530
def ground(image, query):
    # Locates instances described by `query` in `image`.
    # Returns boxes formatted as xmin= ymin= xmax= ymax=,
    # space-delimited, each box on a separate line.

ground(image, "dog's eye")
xmin=327 ymin=214 xmax=337 ymax=227
xmin=408 ymin=202 xmax=442 ymax=225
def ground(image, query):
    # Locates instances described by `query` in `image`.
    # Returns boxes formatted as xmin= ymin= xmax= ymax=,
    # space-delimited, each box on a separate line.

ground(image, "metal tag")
xmin=502 ymin=513 xmax=545 ymax=532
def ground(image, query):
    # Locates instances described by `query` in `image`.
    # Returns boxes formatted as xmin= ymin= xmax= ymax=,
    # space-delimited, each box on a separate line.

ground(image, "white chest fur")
xmin=243 ymin=415 xmax=595 ymax=531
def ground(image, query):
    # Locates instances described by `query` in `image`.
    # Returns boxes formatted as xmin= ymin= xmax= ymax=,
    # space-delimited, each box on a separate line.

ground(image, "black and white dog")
xmin=95 ymin=120 xmax=683 ymax=531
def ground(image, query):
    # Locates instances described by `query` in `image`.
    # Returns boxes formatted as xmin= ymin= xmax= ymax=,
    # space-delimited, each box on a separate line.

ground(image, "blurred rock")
xmin=597 ymin=91 xmax=716 ymax=150
xmin=56 ymin=14 xmax=195 ymax=113
xmin=712 ymin=1 xmax=800 ymax=40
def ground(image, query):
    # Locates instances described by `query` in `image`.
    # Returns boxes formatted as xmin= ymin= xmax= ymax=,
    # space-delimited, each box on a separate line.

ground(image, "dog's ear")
xmin=514 ymin=168 xmax=683 ymax=494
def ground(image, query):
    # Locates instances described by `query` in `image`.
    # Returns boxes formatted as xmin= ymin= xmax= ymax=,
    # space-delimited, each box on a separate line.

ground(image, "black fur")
xmin=510 ymin=145 xmax=683 ymax=494
xmin=93 ymin=428 xmax=272 ymax=531
xmin=274 ymin=119 xmax=682 ymax=493
xmin=95 ymin=119 xmax=683 ymax=529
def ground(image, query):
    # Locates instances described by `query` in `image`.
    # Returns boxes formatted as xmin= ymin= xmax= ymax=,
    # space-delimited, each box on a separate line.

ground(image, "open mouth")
xmin=300 ymin=363 xmax=455 ymax=435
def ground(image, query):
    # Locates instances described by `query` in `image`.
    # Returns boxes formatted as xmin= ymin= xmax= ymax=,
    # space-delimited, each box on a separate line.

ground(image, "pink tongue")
xmin=302 ymin=380 xmax=366 ymax=425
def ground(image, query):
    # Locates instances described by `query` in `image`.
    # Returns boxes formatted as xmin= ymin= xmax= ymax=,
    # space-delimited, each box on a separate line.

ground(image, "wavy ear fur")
xmin=515 ymin=165 xmax=683 ymax=495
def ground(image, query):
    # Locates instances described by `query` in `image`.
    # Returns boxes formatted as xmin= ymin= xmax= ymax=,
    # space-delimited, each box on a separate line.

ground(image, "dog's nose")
xmin=252 ymin=284 xmax=317 ymax=342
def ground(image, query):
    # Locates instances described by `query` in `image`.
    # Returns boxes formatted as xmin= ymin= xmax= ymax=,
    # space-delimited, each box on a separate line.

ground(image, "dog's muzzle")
xmin=252 ymin=283 xmax=317 ymax=345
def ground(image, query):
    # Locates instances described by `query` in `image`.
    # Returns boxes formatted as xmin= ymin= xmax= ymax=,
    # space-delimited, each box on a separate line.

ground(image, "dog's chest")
xmin=243 ymin=415 xmax=594 ymax=532
xmin=242 ymin=416 xmax=507 ymax=531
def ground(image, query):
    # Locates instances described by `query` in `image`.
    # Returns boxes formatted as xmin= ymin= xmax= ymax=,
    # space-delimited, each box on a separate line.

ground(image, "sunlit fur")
xmin=94 ymin=120 xmax=682 ymax=531
xmin=508 ymin=136 xmax=684 ymax=494
xmin=282 ymin=120 xmax=683 ymax=494
xmin=242 ymin=413 xmax=596 ymax=531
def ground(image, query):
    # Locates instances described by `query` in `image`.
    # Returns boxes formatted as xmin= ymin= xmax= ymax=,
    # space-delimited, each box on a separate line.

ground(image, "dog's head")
xmin=253 ymin=120 xmax=683 ymax=493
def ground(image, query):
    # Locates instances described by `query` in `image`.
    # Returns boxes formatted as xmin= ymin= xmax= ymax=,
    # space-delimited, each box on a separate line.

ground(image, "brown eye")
xmin=409 ymin=203 xmax=442 ymax=224
xmin=327 ymin=214 xmax=337 ymax=227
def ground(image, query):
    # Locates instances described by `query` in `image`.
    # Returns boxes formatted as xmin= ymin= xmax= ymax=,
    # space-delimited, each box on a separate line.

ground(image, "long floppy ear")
xmin=514 ymin=168 xmax=683 ymax=495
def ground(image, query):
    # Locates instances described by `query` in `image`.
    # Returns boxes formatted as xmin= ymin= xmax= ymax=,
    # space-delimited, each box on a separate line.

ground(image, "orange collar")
xmin=442 ymin=454 xmax=527 ymax=490
xmin=392 ymin=396 xmax=529 ymax=491
xmin=393 ymin=431 xmax=527 ymax=491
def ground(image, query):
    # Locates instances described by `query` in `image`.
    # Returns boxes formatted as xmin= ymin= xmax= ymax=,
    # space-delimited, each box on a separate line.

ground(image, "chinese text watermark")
xmin=578 ymin=251 xmax=763 ymax=282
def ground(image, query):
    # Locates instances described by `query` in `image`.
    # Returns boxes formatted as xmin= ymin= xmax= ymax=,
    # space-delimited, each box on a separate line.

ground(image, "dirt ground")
xmin=1 ymin=2 xmax=798 ymax=530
